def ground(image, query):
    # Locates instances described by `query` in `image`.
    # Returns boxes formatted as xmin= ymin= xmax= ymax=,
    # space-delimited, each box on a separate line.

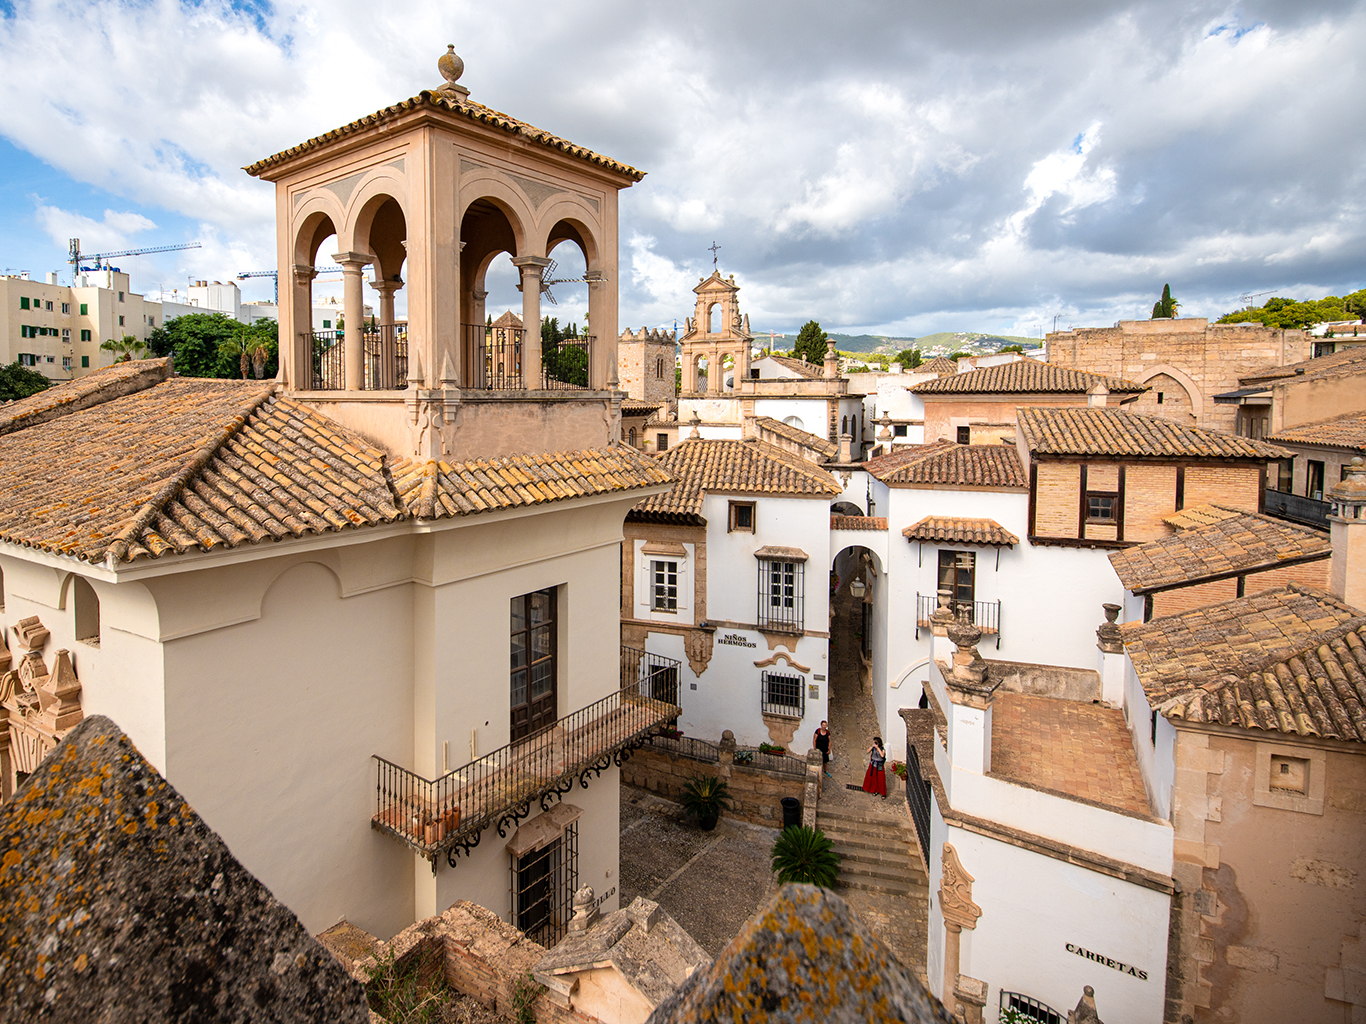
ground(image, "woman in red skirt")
xmin=862 ymin=736 xmax=888 ymax=798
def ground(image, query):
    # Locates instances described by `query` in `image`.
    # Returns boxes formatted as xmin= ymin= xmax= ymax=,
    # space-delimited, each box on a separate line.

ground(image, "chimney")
xmin=1087 ymin=383 xmax=1109 ymax=408
xmin=46 ymin=272 xmax=58 ymax=285
xmin=943 ymin=616 xmax=998 ymax=774
xmin=1328 ymin=457 xmax=1366 ymax=610
xmin=839 ymin=433 xmax=853 ymax=462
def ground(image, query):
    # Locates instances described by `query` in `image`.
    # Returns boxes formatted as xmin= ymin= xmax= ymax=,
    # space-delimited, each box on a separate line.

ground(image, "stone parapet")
xmin=622 ymin=745 xmax=805 ymax=826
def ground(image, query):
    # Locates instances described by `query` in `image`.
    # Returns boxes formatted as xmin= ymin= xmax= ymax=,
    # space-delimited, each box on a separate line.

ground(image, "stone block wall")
xmin=621 ymin=746 xmax=806 ymax=826
xmin=618 ymin=329 xmax=678 ymax=405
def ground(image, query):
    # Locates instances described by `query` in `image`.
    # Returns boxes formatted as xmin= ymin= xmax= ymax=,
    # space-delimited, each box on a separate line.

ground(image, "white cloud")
xmin=34 ymin=205 xmax=157 ymax=252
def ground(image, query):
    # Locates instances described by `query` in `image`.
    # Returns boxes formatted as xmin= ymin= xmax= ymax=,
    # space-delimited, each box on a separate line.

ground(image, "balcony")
xmin=308 ymin=324 xmax=409 ymax=391
xmin=372 ymin=646 xmax=681 ymax=871
xmin=1264 ymin=489 xmax=1331 ymax=530
xmin=463 ymin=323 xmax=595 ymax=391
xmin=915 ymin=593 xmax=1001 ymax=648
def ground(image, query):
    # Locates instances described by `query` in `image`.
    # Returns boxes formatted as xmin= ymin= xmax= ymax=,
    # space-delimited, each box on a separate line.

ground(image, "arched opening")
xmin=841 ymin=415 xmax=848 ymax=435
xmin=692 ymin=352 xmax=708 ymax=394
xmin=628 ymin=427 xmax=637 ymax=447
xmin=73 ymin=576 xmax=100 ymax=644
xmin=831 ymin=500 xmax=864 ymax=517
xmin=826 ymin=544 xmax=889 ymax=778
xmin=461 ymin=197 xmax=526 ymax=388
xmin=783 ymin=415 xmax=806 ymax=432
xmin=656 ymin=356 xmax=667 ymax=380
xmin=542 ymin=236 xmax=590 ymax=389
xmin=293 ymin=213 xmax=341 ymax=389
xmin=354 ymin=195 xmax=408 ymax=389
xmin=706 ymin=303 xmax=717 ymax=335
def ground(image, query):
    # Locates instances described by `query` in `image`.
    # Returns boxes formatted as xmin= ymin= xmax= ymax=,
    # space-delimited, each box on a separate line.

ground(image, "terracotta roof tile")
xmin=902 ymin=516 xmax=1018 ymax=547
xmin=763 ymin=355 xmax=825 ymax=380
xmin=1266 ymin=412 xmax=1366 ymax=453
xmin=1109 ymin=506 xmax=1331 ymax=593
xmin=865 ymin=442 xmax=1026 ymax=488
xmin=753 ymin=416 xmax=839 ymax=458
xmin=620 ymin=400 xmax=661 ymax=416
xmin=1240 ymin=346 xmax=1366 ymax=386
xmin=831 ymin=515 xmax=888 ymax=531
xmin=391 ymin=445 xmax=672 ymax=521
xmin=1123 ymin=587 xmax=1366 ymax=742
xmin=911 ymin=361 xmax=1145 ymax=395
xmin=630 ymin=439 xmax=841 ymax=522
xmin=0 ymin=379 xmax=405 ymax=563
xmin=1018 ymin=406 xmax=1291 ymax=459
xmin=245 ymin=93 xmax=643 ymax=181
xmin=1162 ymin=504 xmax=1243 ymax=529
xmin=0 ymin=359 xmax=173 ymax=437
xmin=920 ymin=356 xmax=960 ymax=375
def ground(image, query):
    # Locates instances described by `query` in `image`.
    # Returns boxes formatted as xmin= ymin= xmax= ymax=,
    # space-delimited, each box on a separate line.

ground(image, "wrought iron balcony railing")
xmin=372 ymin=646 xmax=681 ymax=872
xmin=1264 ymin=488 xmax=1331 ymax=529
xmin=308 ymin=325 xmax=408 ymax=391
xmin=915 ymin=593 xmax=1001 ymax=648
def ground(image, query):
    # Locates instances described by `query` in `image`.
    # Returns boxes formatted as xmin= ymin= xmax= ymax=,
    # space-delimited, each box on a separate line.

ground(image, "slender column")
xmin=942 ymin=923 xmax=962 ymax=1005
xmin=290 ymin=264 xmax=317 ymax=390
xmin=513 ymin=256 xmax=551 ymax=389
xmin=710 ymin=346 xmax=722 ymax=394
xmin=335 ymin=251 xmax=372 ymax=391
xmin=585 ymin=270 xmax=609 ymax=389
xmin=372 ymin=280 xmax=401 ymax=390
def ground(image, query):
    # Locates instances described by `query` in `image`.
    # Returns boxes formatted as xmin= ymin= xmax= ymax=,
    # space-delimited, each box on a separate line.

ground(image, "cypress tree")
xmin=1151 ymin=284 xmax=1178 ymax=319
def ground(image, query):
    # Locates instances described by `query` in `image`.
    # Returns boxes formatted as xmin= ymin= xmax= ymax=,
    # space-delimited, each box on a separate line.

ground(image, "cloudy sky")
xmin=0 ymin=0 xmax=1362 ymax=339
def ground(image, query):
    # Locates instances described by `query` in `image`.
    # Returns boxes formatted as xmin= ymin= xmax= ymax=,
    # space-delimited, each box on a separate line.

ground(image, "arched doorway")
xmin=825 ymin=544 xmax=887 ymax=790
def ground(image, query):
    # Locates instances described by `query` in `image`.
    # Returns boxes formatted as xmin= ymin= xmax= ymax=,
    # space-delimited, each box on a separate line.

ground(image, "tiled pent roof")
xmin=1162 ymin=504 xmax=1242 ymax=529
xmin=0 ymin=380 xmax=404 ymax=563
xmin=911 ymin=361 xmax=1145 ymax=395
xmin=629 ymin=438 xmax=841 ymax=522
xmin=1241 ymin=346 xmax=1366 ymax=385
xmin=865 ymin=442 xmax=1027 ymax=488
xmin=245 ymin=93 xmax=643 ymax=181
xmin=0 ymin=359 xmax=173 ymax=437
xmin=764 ymin=355 xmax=825 ymax=380
xmin=1018 ymin=406 xmax=1291 ymax=459
xmin=903 ymin=516 xmax=1018 ymax=547
xmin=1109 ymin=506 xmax=1331 ymax=593
xmin=1122 ymin=586 xmax=1366 ymax=742
xmin=919 ymin=356 xmax=960 ymax=375
xmin=1267 ymin=412 xmax=1366 ymax=453
xmin=391 ymin=447 xmax=673 ymax=520
xmin=753 ymin=416 xmax=839 ymax=458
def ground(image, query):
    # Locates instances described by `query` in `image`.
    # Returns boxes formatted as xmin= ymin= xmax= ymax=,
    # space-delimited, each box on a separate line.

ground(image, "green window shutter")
xmin=20 ymin=297 xmax=29 ymax=310
xmin=80 ymin=303 xmax=88 ymax=315
xmin=81 ymin=356 xmax=89 ymax=367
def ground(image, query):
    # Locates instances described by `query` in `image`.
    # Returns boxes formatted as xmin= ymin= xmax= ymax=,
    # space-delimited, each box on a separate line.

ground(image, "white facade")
xmin=0 ymin=492 xmax=644 ymax=941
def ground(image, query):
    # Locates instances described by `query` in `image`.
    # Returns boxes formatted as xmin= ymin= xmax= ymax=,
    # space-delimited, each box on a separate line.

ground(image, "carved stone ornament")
xmin=1096 ymin=602 xmax=1124 ymax=654
xmin=435 ymin=45 xmax=470 ymax=101
xmin=939 ymin=843 xmax=982 ymax=930
xmin=1 ymin=624 xmax=84 ymax=794
xmin=684 ymin=628 xmax=714 ymax=676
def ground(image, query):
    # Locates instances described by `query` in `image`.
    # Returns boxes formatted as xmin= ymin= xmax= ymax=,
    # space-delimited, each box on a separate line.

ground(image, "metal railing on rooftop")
xmin=372 ymin=646 xmax=681 ymax=872
xmin=307 ymin=325 xmax=408 ymax=390
xmin=915 ymin=593 xmax=1001 ymax=648
xmin=1264 ymin=489 xmax=1331 ymax=530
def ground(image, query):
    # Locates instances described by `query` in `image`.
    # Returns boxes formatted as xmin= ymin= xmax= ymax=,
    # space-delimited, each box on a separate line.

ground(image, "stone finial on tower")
xmin=1096 ymin=602 xmax=1124 ymax=654
xmin=1328 ymin=456 xmax=1366 ymax=609
xmin=435 ymin=45 xmax=470 ymax=102
xmin=824 ymin=337 xmax=839 ymax=379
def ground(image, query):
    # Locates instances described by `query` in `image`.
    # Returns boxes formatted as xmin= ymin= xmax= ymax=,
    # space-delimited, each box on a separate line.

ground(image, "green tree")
xmin=1217 ymin=290 xmax=1365 ymax=331
xmin=793 ymin=320 xmax=829 ymax=364
xmin=0 ymin=361 xmax=51 ymax=401
xmin=947 ymin=350 xmax=969 ymax=360
xmin=894 ymin=347 xmax=923 ymax=369
xmin=219 ymin=327 xmax=254 ymax=380
xmin=998 ymin=344 xmax=1024 ymax=354
xmin=771 ymin=825 xmax=841 ymax=888
xmin=100 ymin=334 xmax=148 ymax=362
xmin=147 ymin=313 xmax=278 ymax=379
xmin=1151 ymin=284 xmax=1179 ymax=319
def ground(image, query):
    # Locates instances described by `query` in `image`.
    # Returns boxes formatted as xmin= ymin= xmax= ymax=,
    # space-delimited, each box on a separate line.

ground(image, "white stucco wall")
xmin=751 ymin=398 xmax=829 ymax=436
xmin=1122 ymin=656 xmax=1176 ymax=821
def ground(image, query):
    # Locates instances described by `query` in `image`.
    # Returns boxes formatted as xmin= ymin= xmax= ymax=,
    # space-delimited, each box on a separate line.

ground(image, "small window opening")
xmin=74 ymin=576 xmax=100 ymax=644
xmin=956 ymin=426 xmax=970 ymax=445
xmin=729 ymin=501 xmax=755 ymax=532
xmin=1157 ymin=392 xmax=1164 ymax=405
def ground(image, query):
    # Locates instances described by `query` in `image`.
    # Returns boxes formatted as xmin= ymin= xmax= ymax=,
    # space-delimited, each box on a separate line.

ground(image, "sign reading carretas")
xmin=1065 ymin=943 xmax=1148 ymax=980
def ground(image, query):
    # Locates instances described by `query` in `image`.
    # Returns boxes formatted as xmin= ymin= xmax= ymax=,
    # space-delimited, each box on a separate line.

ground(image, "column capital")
xmin=511 ymin=255 xmax=553 ymax=271
xmin=332 ymin=251 xmax=374 ymax=269
xmin=472 ymin=288 xmax=489 ymax=301
xmin=291 ymin=264 xmax=318 ymax=282
xmin=370 ymin=278 xmax=403 ymax=295
xmin=582 ymin=269 xmax=607 ymax=283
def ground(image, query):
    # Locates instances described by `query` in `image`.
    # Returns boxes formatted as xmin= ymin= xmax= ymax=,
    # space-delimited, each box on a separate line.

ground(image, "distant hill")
xmin=817 ymin=331 xmax=1041 ymax=357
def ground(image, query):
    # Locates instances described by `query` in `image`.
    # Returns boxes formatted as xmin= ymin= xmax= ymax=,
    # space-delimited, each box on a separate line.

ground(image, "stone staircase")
xmin=816 ymin=805 xmax=928 ymax=897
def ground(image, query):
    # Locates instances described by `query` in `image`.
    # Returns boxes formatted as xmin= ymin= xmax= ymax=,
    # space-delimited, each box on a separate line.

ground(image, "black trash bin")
xmin=780 ymin=796 xmax=801 ymax=829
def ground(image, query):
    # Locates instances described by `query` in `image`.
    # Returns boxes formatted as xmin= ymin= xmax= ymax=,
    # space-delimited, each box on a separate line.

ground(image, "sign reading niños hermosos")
xmin=716 ymin=633 xmax=757 ymax=648
xmin=1066 ymin=943 xmax=1148 ymax=980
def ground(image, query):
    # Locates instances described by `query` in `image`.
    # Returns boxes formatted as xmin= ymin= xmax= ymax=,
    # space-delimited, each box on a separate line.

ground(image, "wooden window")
xmin=627 ymin=427 xmax=637 ymax=447
xmin=729 ymin=501 xmax=755 ymax=532
xmin=1086 ymin=492 xmax=1119 ymax=523
xmin=937 ymin=550 xmax=975 ymax=613
xmin=956 ymin=426 xmax=971 ymax=445
xmin=652 ymin=560 xmax=678 ymax=611
xmin=657 ymin=433 xmax=668 ymax=452
xmin=1307 ymin=460 xmax=1325 ymax=500
xmin=79 ymin=303 xmax=88 ymax=315
xmin=1276 ymin=460 xmax=1293 ymax=493
xmin=19 ymin=296 xmax=29 ymax=310
xmin=510 ymin=588 xmax=557 ymax=741
xmin=758 ymin=560 xmax=803 ymax=631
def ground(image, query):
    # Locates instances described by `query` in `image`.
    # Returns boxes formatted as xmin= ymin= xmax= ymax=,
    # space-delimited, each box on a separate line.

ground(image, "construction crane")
xmin=236 ymin=266 xmax=347 ymax=304
xmin=68 ymin=238 xmax=201 ymax=277
xmin=1238 ymin=289 xmax=1280 ymax=310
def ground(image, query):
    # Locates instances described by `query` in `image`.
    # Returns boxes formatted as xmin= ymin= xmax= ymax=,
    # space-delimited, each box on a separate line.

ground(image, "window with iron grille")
xmin=761 ymin=671 xmax=804 ymax=718
xmin=1000 ymin=991 xmax=1062 ymax=1024
xmin=511 ymin=822 xmax=577 ymax=947
xmin=758 ymin=558 xmax=804 ymax=631
xmin=652 ymin=560 xmax=678 ymax=611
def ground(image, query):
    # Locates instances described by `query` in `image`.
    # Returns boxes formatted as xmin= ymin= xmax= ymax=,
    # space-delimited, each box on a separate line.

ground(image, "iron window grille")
xmin=761 ymin=671 xmax=804 ymax=718
xmin=999 ymin=991 xmax=1062 ymax=1024
xmin=758 ymin=559 xmax=804 ymax=631
xmin=652 ymin=560 xmax=678 ymax=611
xmin=510 ymin=821 xmax=577 ymax=947
xmin=1086 ymin=492 xmax=1119 ymax=523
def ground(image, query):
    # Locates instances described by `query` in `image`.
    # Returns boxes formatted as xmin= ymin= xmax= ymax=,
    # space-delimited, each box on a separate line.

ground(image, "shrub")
xmin=758 ymin=742 xmax=786 ymax=755
xmin=679 ymin=774 xmax=731 ymax=824
xmin=771 ymin=825 xmax=841 ymax=887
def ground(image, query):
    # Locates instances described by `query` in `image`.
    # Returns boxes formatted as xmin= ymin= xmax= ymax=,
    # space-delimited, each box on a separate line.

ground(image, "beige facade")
xmin=678 ymin=272 xmax=750 ymax=396
xmin=1047 ymin=318 xmax=1306 ymax=434
xmin=1 ymin=270 xmax=162 ymax=381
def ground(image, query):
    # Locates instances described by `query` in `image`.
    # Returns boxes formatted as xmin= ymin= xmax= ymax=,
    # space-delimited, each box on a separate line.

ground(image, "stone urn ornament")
xmin=436 ymin=45 xmax=470 ymax=101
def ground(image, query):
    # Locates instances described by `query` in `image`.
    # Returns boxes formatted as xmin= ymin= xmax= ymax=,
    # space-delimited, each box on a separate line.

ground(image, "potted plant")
xmin=679 ymin=774 xmax=731 ymax=831
xmin=889 ymin=760 xmax=908 ymax=781
xmin=770 ymin=825 xmax=841 ymax=887
xmin=758 ymin=742 xmax=786 ymax=755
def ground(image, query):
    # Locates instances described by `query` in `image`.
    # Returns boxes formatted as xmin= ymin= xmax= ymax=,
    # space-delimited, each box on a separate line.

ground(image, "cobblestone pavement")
xmin=619 ymin=787 xmax=779 ymax=957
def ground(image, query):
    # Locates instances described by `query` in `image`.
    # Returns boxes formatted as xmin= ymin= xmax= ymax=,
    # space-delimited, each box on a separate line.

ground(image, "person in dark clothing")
xmin=813 ymin=721 xmax=832 ymax=778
